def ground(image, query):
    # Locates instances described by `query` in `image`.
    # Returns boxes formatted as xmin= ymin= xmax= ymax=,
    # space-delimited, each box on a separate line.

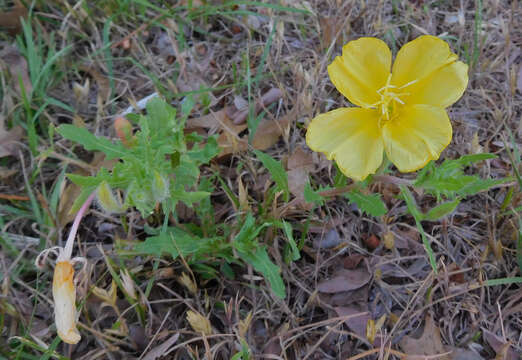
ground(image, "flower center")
xmin=372 ymin=74 xmax=417 ymax=127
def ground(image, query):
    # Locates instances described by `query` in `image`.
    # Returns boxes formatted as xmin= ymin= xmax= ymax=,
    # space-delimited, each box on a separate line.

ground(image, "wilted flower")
xmin=306 ymin=35 xmax=469 ymax=181
xmin=36 ymin=192 xmax=95 ymax=345
xmin=52 ymin=259 xmax=81 ymax=344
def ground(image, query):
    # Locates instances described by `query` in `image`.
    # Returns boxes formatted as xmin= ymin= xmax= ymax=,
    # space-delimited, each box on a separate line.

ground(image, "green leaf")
xmin=457 ymin=178 xmax=507 ymax=196
xmin=454 ymin=153 xmax=497 ymax=165
xmin=187 ymin=135 xmax=220 ymax=163
xmin=422 ymin=199 xmax=461 ymax=221
xmin=171 ymin=190 xmax=210 ymax=207
xmin=400 ymin=186 xmax=437 ymax=273
xmin=346 ymin=190 xmax=387 ymax=217
xmin=414 ymin=153 xmax=504 ymax=198
xmin=136 ymin=227 xmax=218 ymax=260
xmin=181 ymin=95 xmax=195 ymax=117
xmin=304 ymin=182 xmax=324 ymax=204
xmin=233 ymin=213 xmax=284 ymax=298
xmin=483 ymin=277 xmax=522 ymax=286
xmin=233 ymin=213 xmax=269 ymax=249
xmin=254 ymin=150 xmax=289 ymax=202
xmin=69 ymin=186 xmax=98 ymax=213
xmin=280 ymin=220 xmax=300 ymax=261
xmin=67 ymin=173 xmax=104 ymax=187
xmin=146 ymin=96 xmax=177 ymax=133
xmin=237 ymin=246 xmax=285 ymax=299
xmin=57 ymin=125 xmax=127 ymax=159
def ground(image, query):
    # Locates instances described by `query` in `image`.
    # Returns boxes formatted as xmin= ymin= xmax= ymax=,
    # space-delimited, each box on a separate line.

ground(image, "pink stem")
xmin=59 ymin=192 xmax=96 ymax=262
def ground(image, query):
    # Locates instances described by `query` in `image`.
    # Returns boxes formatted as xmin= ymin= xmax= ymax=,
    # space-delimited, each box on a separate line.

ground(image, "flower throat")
xmin=372 ymin=74 xmax=417 ymax=126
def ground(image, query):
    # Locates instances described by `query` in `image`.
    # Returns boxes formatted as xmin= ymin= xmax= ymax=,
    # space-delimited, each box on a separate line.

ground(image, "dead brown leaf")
xmin=328 ymin=286 xmax=369 ymax=307
xmin=482 ymin=329 xmax=519 ymax=360
xmin=317 ymin=268 xmax=371 ymax=293
xmin=319 ymin=16 xmax=338 ymax=50
xmin=78 ymin=65 xmax=110 ymax=103
xmin=287 ymin=147 xmax=315 ymax=209
xmin=142 ymin=333 xmax=180 ymax=360
xmin=287 ymin=147 xmax=314 ymax=172
xmin=230 ymin=88 xmax=283 ymax=124
xmin=251 ymin=108 xmax=295 ymax=151
xmin=400 ymin=315 xmax=451 ymax=360
xmin=343 ymin=254 xmax=365 ymax=270
xmin=313 ymin=228 xmax=344 ymax=249
xmin=334 ymin=304 xmax=371 ymax=340
xmin=0 ymin=1 xmax=27 ymax=35
xmin=446 ymin=347 xmax=484 ymax=360
xmin=186 ymin=100 xmax=295 ymax=158
xmin=0 ymin=44 xmax=32 ymax=95
xmin=0 ymin=166 xmax=17 ymax=179
xmin=0 ymin=115 xmax=23 ymax=158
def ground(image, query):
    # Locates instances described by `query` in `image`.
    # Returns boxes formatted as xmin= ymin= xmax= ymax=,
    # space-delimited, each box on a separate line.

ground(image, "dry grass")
xmin=0 ymin=0 xmax=521 ymax=359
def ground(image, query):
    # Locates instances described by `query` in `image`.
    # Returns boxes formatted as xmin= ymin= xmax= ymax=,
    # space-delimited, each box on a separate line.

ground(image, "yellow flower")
xmin=53 ymin=260 xmax=81 ymax=344
xmin=306 ymin=35 xmax=468 ymax=181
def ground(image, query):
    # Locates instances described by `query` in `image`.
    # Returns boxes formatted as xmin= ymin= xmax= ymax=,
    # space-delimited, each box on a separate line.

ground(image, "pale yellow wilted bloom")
xmin=52 ymin=260 xmax=81 ymax=344
xmin=306 ymin=35 xmax=469 ymax=181
xmin=36 ymin=192 xmax=95 ymax=345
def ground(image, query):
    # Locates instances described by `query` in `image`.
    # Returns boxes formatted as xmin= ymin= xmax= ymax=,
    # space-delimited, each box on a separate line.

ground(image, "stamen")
xmin=375 ymin=73 xmax=414 ymax=123
xmin=398 ymin=79 xmax=419 ymax=89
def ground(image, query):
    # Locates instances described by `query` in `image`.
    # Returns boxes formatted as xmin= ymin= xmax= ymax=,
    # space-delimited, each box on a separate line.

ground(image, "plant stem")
xmin=60 ymin=192 xmax=96 ymax=261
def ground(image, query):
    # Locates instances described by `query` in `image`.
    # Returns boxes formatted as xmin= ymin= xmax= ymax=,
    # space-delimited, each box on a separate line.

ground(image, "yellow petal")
xmin=328 ymin=38 xmax=391 ymax=108
xmin=403 ymin=61 xmax=468 ymax=108
xmin=53 ymin=261 xmax=81 ymax=344
xmin=382 ymin=105 xmax=452 ymax=172
xmin=306 ymin=108 xmax=383 ymax=181
xmin=391 ymin=35 xmax=468 ymax=108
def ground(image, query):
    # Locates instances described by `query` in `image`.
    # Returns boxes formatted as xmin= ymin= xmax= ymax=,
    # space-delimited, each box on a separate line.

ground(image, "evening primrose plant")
xmin=56 ymin=97 xmax=293 ymax=304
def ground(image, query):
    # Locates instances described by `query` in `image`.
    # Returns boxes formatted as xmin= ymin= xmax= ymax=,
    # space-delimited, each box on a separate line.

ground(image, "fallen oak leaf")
xmin=334 ymin=305 xmax=372 ymax=341
xmin=251 ymin=108 xmax=295 ymax=151
xmin=317 ymin=268 xmax=371 ymax=293
xmin=399 ymin=314 xmax=451 ymax=360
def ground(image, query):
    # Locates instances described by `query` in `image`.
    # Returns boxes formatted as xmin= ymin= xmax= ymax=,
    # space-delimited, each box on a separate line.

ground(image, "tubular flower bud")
xmin=97 ymin=181 xmax=124 ymax=213
xmin=52 ymin=261 xmax=81 ymax=344
xmin=151 ymin=170 xmax=169 ymax=203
